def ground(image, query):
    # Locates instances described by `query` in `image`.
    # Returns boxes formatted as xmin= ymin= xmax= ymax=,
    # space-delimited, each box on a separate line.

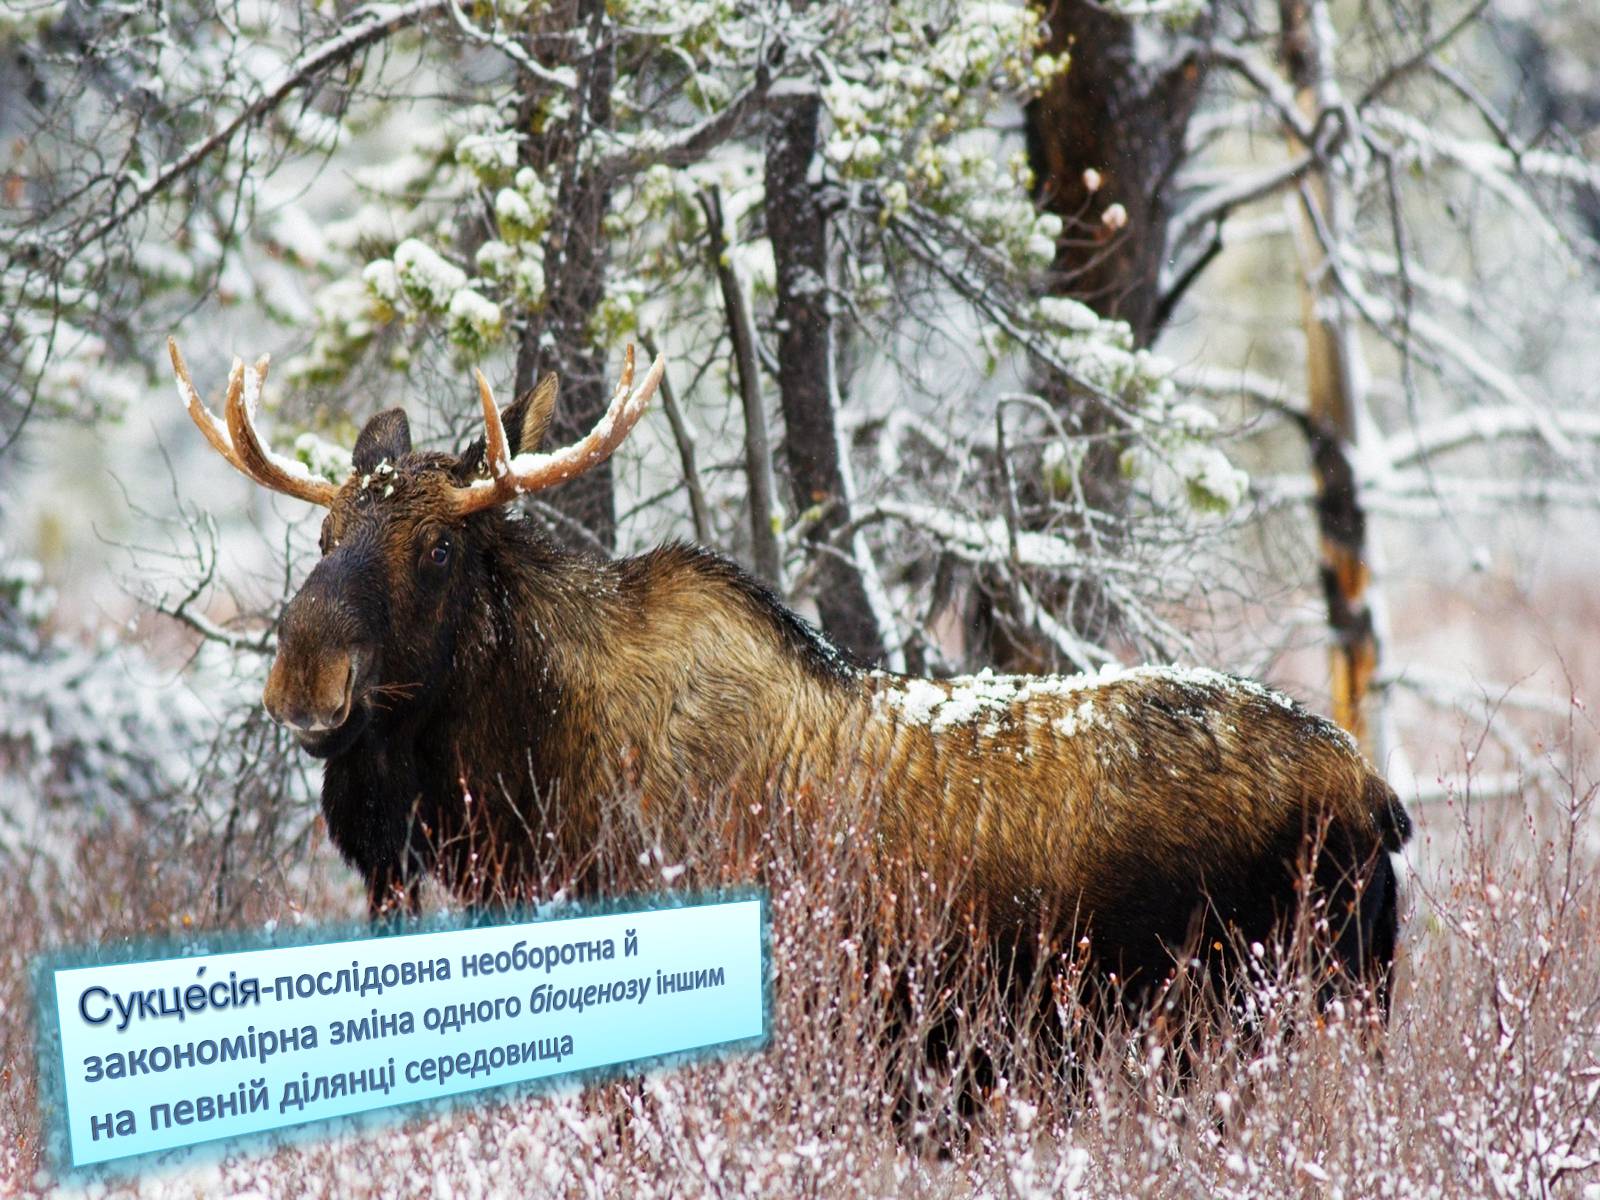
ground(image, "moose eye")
xmin=428 ymin=540 xmax=451 ymax=568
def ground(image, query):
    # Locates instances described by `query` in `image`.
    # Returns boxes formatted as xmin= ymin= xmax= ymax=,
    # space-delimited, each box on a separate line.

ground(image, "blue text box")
xmin=45 ymin=897 xmax=766 ymax=1167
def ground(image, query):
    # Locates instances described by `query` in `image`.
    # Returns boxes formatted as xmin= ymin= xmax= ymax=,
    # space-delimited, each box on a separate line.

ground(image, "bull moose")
xmin=169 ymin=337 xmax=1410 ymax=1009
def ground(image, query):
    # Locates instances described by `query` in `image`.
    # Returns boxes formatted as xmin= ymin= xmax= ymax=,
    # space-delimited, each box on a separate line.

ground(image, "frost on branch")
xmin=0 ymin=551 xmax=212 ymax=865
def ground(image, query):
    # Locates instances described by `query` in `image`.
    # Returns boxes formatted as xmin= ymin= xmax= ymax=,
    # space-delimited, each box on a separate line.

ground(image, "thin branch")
xmin=1377 ymin=665 xmax=1578 ymax=720
xmin=884 ymin=210 xmax=1127 ymax=416
xmin=1201 ymin=43 xmax=1316 ymax=144
xmin=1171 ymin=363 xmax=1307 ymax=419
xmin=445 ymin=0 xmax=579 ymax=90
xmin=152 ymin=512 xmax=275 ymax=655
xmin=1152 ymin=226 xmax=1223 ymax=329
xmin=1426 ymin=59 xmax=1516 ymax=154
xmin=1368 ymin=106 xmax=1600 ymax=216
xmin=1355 ymin=0 xmax=1491 ymax=112
xmin=592 ymin=71 xmax=773 ymax=178
xmin=699 ymin=184 xmax=782 ymax=584
xmin=641 ymin=333 xmax=713 ymax=545
xmin=994 ymin=406 xmax=1026 ymax=614
xmin=71 ymin=0 xmax=451 ymax=261
xmin=1253 ymin=472 xmax=1600 ymax=514
xmin=1385 ymin=407 xmax=1600 ymax=470
xmin=1010 ymin=578 xmax=1116 ymax=673
xmin=845 ymin=499 xmax=1143 ymax=574
xmin=1169 ymin=152 xmax=1315 ymax=253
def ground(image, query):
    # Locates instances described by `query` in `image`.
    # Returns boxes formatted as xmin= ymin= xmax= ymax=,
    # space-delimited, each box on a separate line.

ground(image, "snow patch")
xmin=874 ymin=662 xmax=1311 ymax=737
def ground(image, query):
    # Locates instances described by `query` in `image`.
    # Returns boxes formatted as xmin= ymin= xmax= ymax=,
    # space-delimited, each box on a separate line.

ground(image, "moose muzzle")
xmin=262 ymin=553 xmax=377 ymax=754
xmin=263 ymin=646 xmax=357 ymax=735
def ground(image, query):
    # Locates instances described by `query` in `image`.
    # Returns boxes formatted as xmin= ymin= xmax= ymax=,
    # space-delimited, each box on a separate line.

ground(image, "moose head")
xmin=168 ymin=338 xmax=664 ymax=763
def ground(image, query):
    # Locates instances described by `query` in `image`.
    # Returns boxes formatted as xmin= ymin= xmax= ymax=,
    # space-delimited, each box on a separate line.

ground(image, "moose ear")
xmin=352 ymin=408 xmax=412 ymax=473
xmin=501 ymin=372 xmax=559 ymax=457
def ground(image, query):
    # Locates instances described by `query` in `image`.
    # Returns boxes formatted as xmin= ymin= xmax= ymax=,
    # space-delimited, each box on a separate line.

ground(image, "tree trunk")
xmin=512 ymin=0 xmax=617 ymax=551
xmin=968 ymin=1 xmax=1210 ymax=671
xmin=1026 ymin=0 xmax=1210 ymax=347
xmin=764 ymin=84 xmax=886 ymax=664
xmin=700 ymin=185 xmax=783 ymax=586
xmin=1279 ymin=0 xmax=1383 ymax=757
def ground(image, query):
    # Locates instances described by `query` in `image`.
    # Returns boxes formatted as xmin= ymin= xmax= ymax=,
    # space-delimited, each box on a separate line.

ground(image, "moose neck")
xmin=430 ymin=517 xmax=621 ymax=782
xmin=463 ymin=527 xmax=870 ymax=805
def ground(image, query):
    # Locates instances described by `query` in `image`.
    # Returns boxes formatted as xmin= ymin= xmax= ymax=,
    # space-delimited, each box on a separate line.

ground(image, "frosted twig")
xmin=445 ymin=0 xmax=577 ymax=90
xmin=1253 ymin=472 xmax=1600 ymax=515
xmin=153 ymin=513 xmax=275 ymax=656
xmin=1355 ymin=0 xmax=1490 ymax=111
xmin=640 ymin=334 xmax=712 ymax=546
xmin=1169 ymin=153 xmax=1316 ymax=253
xmin=1171 ymin=363 xmax=1307 ymax=418
xmin=72 ymin=0 xmax=451 ymax=259
xmin=1376 ymin=666 xmax=1578 ymax=720
xmin=1010 ymin=580 xmax=1116 ymax=673
xmin=1201 ymin=43 xmax=1316 ymax=145
xmin=592 ymin=75 xmax=773 ymax=178
xmin=1386 ymin=408 xmax=1600 ymax=470
xmin=1341 ymin=280 xmax=1580 ymax=462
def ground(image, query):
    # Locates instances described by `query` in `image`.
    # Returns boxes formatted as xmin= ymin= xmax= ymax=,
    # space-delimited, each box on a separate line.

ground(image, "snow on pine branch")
xmin=855 ymin=499 xmax=1140 ymax=574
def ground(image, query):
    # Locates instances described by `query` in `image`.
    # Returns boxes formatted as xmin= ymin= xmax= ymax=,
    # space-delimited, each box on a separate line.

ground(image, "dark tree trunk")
xmin=512 ymin=0 xmax=617 ymax=551
xmin=764 ymin=85 xmax=886 ymax=664
xmin=1026 ymin=0 xmax=1210 ymax=348
xmin=968 ymin=2 xmax=1212 ymax=671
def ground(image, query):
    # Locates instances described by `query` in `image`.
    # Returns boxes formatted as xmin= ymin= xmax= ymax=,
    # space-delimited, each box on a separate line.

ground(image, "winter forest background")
xmin=2 ymin=0 xmax=1600 ymax=1195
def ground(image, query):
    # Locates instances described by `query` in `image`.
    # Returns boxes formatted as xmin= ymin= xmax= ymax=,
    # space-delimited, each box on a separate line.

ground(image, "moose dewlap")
xmin=168 ymin=337 xmax=1411 ymax=1006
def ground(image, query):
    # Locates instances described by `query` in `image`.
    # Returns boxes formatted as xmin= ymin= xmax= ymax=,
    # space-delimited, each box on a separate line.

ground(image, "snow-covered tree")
xmin=3 ymin=0 xmax=1597 ymax=771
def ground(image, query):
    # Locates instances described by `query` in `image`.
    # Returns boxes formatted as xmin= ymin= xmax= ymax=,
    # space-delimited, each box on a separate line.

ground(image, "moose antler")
xmin=171 ymin=336 xmax=662 ymax=514
xmin=168 ymin=337 xmax=339 ymax=506
xmin=452 ymin=343 xmax=665 ymax=517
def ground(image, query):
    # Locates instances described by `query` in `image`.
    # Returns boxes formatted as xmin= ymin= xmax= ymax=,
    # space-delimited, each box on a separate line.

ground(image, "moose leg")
xmin=1311 ymin=829 xmax=1401 ymax=1019
xmin=366 ymin=865 xmax=422 ymax=926
xmin=362 ymin=814 xmax=429 ymax=928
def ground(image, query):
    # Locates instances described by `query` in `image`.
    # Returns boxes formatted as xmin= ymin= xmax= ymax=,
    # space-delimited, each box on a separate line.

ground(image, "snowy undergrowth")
xmin=0 ymin=547 xmax=308 ymax=899
xmin=1 ymin=730 xmax=1596 ymax=1199
xmin=0 ymin=553 xmax=205 ymax=862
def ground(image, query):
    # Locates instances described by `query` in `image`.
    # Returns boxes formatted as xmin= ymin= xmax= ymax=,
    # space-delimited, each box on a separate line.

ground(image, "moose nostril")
xmin=262 ymin=677 xmax=289 ymax=726
xmin=330 ymin=653 xmax=358 ymax=723
xmin=262 ymin=690 xmax=306 ymax=730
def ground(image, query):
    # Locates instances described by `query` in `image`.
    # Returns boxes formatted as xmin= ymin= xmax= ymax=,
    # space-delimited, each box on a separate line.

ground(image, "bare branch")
xmin=1171 ymin=363 xmax=1307 ymax=419
xmin=1169 ymin=153 xmax=1315 ymax=253
xmin=640 ymin=334 xmax=713 ymax=546
xmin=1386 ymin=407 xmax=1600 ymax=470
xmin=71 ymin=0 xmax=451 ymax=263
xmin=699 ymin=184 xmax=782 ymax=584
xmin=1355 ymin=0 xmax=1491 ymax=111
xmin=150 ymin=512 xmax=275 ymax=656
xmin=1201 ymin=43 xmax=1316 ymax=144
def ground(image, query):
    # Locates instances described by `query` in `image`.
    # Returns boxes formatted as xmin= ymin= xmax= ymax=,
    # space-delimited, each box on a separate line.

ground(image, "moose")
xmin=169 ymin=337 xmax=1411 ymax=1010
